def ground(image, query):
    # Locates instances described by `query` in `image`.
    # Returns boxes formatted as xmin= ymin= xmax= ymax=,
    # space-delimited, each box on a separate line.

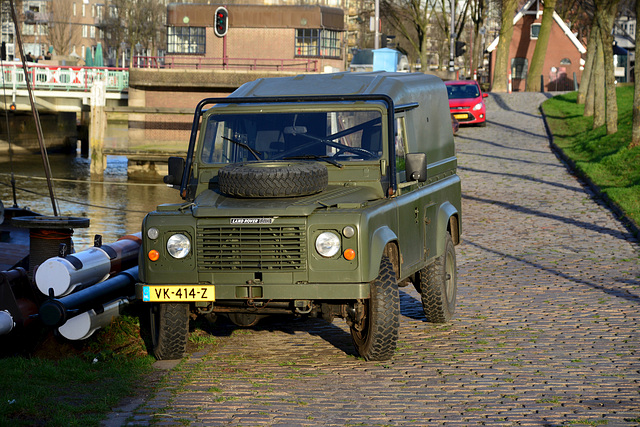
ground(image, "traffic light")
xmin=214 ymin=7 xmax=228 ymax=38
xmin=455 ymin=41 xmax=466 ymax=57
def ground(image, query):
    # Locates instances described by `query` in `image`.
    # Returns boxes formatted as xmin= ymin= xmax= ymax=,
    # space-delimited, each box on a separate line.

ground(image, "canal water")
xmin=0 ymin=151 xmax=182 ymax=250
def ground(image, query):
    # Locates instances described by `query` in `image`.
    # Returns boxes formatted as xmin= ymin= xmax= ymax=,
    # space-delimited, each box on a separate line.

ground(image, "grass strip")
xmin=542 ymin=85 xmax=640 ymax=232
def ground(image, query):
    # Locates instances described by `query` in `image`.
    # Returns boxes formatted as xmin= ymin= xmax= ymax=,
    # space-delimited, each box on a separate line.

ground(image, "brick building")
xmin=486 ymin=0 xmax=586 ymax=92
xmin=164 ymin=4 xmax=345 ymax=73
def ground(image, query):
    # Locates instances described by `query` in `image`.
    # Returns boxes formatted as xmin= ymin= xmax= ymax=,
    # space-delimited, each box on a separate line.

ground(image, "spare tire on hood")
xmin=218 ymin=161 xmax=328 ymax=198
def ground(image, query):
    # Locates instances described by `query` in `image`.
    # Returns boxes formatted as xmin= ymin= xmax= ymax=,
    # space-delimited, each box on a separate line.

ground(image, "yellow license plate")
xmin=142 ymin=285 xmax=215 ymax=302
xmin=454 ymin=113 xmax=467 ymax=119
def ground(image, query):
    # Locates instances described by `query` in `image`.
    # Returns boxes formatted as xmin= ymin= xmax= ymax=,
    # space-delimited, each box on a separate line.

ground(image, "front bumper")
xmin=135 ymin=282 xmax=370 ymax=301
xmin=451 ymin=110 xmax=485 ymax=124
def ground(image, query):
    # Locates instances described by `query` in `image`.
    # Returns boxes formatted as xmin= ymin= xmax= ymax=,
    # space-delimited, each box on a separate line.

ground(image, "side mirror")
xmin=482 ymin=93 xmax=488 ymax=98
xmin=164 ymin=157 xmax=185 ymax=189
xmin=405 ymin=153 xmax=427 ymax=182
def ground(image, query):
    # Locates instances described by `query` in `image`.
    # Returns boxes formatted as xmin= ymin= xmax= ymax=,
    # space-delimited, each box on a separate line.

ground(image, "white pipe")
xmin=0 ymin=310 xmax=15 ymax=335
xmin=35 ymin=246 xmax=111 ymax=297
xmin=57 ymin=298 xmax=129 ymax=341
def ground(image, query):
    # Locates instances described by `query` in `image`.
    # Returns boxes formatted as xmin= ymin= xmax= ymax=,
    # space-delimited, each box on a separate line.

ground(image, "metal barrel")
xmin=0 ymin=268 xmax=38 ymax=331
xmin=57 ymin=298 xmax=130 ymax=340
xmin=39 ymin=266 xmax=138 ymax=327
xmin=35 ymin=232 xmax=142 ymax=297
xmin=0 ymin=310 xmax=14 ymax=335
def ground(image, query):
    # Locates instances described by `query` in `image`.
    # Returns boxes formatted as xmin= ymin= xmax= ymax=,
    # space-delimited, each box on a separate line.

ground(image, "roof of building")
xmin=486 ymin=0 xmax=586 ymax=54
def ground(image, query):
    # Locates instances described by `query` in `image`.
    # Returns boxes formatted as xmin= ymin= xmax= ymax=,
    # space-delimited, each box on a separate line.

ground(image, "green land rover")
xmin=136 ymin=71 xmax=462 ymax=361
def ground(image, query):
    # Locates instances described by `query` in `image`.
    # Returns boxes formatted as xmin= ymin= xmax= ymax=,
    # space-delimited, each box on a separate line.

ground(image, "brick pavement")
xmin=107 ymin=92 xmax=640 ymax=427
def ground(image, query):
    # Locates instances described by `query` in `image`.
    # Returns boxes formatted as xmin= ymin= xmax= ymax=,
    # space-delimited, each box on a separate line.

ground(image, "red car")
xmin=444 ymin=80 xmax=488 ymax=127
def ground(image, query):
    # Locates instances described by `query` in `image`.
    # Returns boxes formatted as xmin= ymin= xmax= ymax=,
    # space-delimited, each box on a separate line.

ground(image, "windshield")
xmin=446 ymin=83 xmax=480 ymax=99
xmin=200 ymin=110 xmax=383 ymax=164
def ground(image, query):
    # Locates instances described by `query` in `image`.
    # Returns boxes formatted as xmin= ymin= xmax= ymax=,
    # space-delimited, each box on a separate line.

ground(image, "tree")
xmin=492 ymin=0 xmax=518 ymax=92
xmin=525 ymin=0 xmax=557 ymax=92
xmin=100 ymin=0 xmax=128 ymax=67
xmin=594 ymin=0 xmax=620 ymax=134
xmin=576 ymin=15 xmax=597 ymax=105
xmin=469 ymin=0 xmax=488 ymax=78
xmin=591 ymin=25 xmax=605 ymax=128
xmin=432 ymin=0 xmax=471 ymax=72
xmin=631 ymin=0 xmax=640 ymax=148
xmin=381 ymin=0 xmax=438 ymax=71
xmin=45 ymin=0 xmax=79 ymax=57
xmin=127 ymin=0 xmax=165 ymax=57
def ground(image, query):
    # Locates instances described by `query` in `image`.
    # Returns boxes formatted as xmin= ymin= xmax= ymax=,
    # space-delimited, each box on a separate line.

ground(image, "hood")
xmin=191 ymin=185 xmax=381 ymax=218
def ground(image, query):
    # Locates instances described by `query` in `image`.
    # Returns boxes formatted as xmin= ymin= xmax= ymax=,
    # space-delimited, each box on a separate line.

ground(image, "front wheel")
xmin=350 ymin=256 xmax=399 ymax=361
xmin=149 ymin=303 xmax=190 ymax=360
xmin=415 ymin=232 xmax=457 ymax=323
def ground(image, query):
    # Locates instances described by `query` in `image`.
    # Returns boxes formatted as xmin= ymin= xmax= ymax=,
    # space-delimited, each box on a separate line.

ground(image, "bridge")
xmin=0 ymin=63 xmax=129 ymax=113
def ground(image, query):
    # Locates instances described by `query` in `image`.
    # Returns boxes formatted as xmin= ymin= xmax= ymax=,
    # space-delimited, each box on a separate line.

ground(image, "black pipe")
xmin=39 ymin=266 xmax=138 ymax=327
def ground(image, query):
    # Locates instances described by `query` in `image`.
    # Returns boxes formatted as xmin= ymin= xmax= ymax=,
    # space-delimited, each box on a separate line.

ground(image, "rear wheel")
xmin=150 ymin=303 xmax=190 ymax=360
xmin=415 ymin=232 xmax=457 ymax=323
xmin=350 ymin=256 xmax=399 ymax=361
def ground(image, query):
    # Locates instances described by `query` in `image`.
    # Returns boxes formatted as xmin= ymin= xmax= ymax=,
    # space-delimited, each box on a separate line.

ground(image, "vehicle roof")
xmin=231 ymin=71 xmax=441 ymax=105
xmin=444 ymin=80 xmax=480 ymax=86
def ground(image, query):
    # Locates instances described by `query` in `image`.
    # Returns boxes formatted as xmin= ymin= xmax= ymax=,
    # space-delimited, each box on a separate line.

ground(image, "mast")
xmin=7 ymin=0 xmax=59 ymax=216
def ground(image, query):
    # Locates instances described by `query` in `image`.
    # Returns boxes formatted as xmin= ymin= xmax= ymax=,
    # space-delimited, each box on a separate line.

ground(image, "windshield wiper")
xmin=221 ymin=136 xmax=262 ymax=161
xmin=284 ymin=155 xmax=343 ymax=168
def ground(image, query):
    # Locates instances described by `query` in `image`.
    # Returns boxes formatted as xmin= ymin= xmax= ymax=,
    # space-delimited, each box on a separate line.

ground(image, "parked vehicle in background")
xmin=350 ymin=48 xmax=410 ymax=72
xmin=444 ymin=80 xmax=488 ymax=127
xmin=137 ymin=72 xmax=462 ymax=362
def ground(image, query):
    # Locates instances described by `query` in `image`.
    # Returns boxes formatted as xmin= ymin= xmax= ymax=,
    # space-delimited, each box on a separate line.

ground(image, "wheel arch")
xmin=436 ymin=201 xmax=461 ymax=256
xmin=367 ymin=226 xmax=399 ymax=282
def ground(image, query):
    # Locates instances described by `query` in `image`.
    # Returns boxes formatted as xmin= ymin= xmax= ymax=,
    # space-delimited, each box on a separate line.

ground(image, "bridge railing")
xmin=132 ymin=55 xmax=319 ymax=72
xmin=0 ymin=63 xmax=129 ymax=92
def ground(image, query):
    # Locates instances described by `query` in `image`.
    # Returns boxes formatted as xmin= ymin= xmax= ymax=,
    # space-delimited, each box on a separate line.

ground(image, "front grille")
xmin=197 ymin=224 xmax=306 ymax=271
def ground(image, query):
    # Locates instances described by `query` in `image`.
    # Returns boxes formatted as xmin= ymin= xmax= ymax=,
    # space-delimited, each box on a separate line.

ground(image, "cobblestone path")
xmin=112 ymin=92 xmax=639 ymax=426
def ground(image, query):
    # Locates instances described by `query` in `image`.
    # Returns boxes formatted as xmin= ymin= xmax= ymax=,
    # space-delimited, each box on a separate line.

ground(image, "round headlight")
xmin=167 ymin=233 xmax=191 ymax=259
xmin=147 ymin=227 xmax=159 ymax=240
xmin=315 ymin=231 xmax=340 ymax=258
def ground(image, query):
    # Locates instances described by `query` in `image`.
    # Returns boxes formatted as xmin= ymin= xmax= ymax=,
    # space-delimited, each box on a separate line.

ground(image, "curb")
xmin=539 ymin=103 xmax=640 ymax=239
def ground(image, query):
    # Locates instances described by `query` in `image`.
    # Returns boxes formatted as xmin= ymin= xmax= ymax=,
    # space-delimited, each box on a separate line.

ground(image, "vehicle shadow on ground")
xmin=464 ymin=238 xmax=640 ymax=304
xmin=193 ymin=288 xmax=430 ymax=357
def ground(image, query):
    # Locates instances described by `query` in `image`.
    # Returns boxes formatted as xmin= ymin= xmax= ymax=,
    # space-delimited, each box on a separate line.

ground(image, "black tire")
xmin=415 ymin=232 xmax=457 ymax=323
xmin=350 ymin=256 xmax=399 ymax=361
xmin=218 ymin=161 xmax=328 ymax=198
xmin=150 ymin=303 xmax=190 ymax=360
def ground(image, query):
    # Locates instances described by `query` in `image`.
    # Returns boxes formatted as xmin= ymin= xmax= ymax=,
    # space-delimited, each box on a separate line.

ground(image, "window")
xmin=82 ymin=4 xmax=85 ymax=17
xmin=90 ymin=26 xmax=95 ymax=39
xmin=560 ymin=58 xmax=571 ymax=65
xmin=167 ymin=27 xmax=206 ymax=54
xmin=200 ymin=110 xmax=382 ymax=164
xmin=295 ymin=29 xmax=341 ymax=58
xmin=530 ymin=23 xmax=541 ymax=39
xmin=82 ymin=25 xmax=88 ymax=38
xmin=73 ymin=3 xmax=76 ymax=16
xmin=511 ymin=57 xmax=528 ymax=79
xmin=395 ymin=117 xmax=407 ymax=179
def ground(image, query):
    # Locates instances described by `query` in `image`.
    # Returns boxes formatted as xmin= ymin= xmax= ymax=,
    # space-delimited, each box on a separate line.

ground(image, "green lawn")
xmin=0 ymin=315 xmax=156 ymax=427
xmin=542 ymin=85 xmax=640 ymax=233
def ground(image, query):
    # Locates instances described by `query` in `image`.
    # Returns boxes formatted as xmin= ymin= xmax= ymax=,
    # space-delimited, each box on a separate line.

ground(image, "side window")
xmin=395 ymin=116 xmax=407 ymax=181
